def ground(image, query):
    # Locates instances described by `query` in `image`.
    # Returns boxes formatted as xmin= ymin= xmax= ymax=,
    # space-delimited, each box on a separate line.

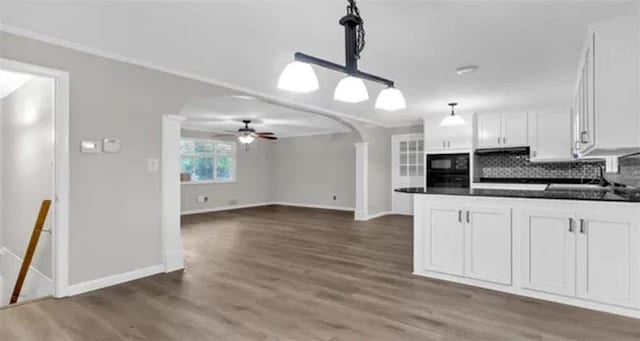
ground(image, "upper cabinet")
xmin=573 ymin=14 xmax=640 ymax=157
xmin=529 ymin=112 xmax=573 ymax=162
xmin=476 ymin=113 xmax=528 ymax=148
xmin=424 ymin=114 xmax=473 ymax=152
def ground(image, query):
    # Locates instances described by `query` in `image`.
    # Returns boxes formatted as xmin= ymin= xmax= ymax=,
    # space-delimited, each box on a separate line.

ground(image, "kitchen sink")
xmin=546 ymin=183 xmax=612 ymax=191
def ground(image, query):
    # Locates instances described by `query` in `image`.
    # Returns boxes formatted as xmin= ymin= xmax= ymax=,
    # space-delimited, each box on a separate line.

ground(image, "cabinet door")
xmin=576 ymin=210 xmax=639 ymax=308
xmin=521 ymin=210 xmax=576 ymax=296
xmin=445 ymin=113 xmax=473 ymax=150
xmin=502 ymin=113 xmax=528 ymax=147
xmin=423 ymin=203 xmax=465 ymax=276
xmin=529 ymin=112 xmax=572 ymax=162
xmin=580 ymin=34 xmax=596 ymax=153
xmin=424 ymin=117 xmax=447 ymax=151
xmin=464 ymin=206 xmax=512 ymax=285
xmin=477 ymin=113 xmax=502 ymax=148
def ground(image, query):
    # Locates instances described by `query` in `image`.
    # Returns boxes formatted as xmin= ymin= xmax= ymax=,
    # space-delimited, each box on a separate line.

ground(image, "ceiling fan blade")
xmin=225 ymin=130 xmax=240 ymax=134
xmin=258 ymin=135 xmax=278 ymax=140
xmin=210 ymin=134 xmax=237 ymax=138
xmin=256 ymin=132 xmax=274 ymax=135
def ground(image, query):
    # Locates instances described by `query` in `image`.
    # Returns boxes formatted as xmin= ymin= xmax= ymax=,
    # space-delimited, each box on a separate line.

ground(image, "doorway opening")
xmin=0 ymin=58 xmax=70 ymax=307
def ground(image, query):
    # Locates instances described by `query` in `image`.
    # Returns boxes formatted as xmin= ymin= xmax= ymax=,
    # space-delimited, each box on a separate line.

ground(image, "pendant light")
xmin=277 ymin=0 xmax=406 ymax=111
xmin=277 ymin=61 xmax=319 ymax=93
xmin=334 ymin=76 xmax=369 ymax=103
xmin=440 ymin=102 xmax=465 ymax=127
xmin=375 ymin=87 xmax=406 ymax=111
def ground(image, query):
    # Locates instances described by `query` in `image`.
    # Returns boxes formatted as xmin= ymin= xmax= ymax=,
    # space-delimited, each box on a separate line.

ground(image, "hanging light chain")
xmin=348 ymin=0 xmax=366 ymax=59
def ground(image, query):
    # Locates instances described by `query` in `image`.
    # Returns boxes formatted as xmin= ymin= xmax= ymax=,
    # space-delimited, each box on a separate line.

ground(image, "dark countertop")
xmin=394 ymin=187 xmax=640 ymax=203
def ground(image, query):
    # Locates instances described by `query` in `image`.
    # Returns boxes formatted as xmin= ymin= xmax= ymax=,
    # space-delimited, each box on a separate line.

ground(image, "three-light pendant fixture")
xmin=277 ymin=0 xmax=406 ymax=111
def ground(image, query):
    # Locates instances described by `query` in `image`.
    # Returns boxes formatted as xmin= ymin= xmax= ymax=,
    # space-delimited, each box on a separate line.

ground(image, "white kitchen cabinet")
xmin=464 ymin=206 xmax=512 ymax=285
xmin=576 ymin=210 xmax=639 ymax=308
xmin=476 ymin=113 xmax=528 ymax=148
xmin=521 ymin=209 xmax=576 ymax=297
xmin=529 ymin=112 xmax=572 ymax=162
xmin=421 ymin=201 xmax=465 ymax=276
xmin=477 ymin=113 xmax=502 ymax=148
xmin=423 ymin=114 xmax=473 ymax=152
xmin=573 ymin=14 xmax=640 ymax=157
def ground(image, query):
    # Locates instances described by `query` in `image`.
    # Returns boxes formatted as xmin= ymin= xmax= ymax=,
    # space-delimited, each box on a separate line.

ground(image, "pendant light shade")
xmin=334 ymin=76 xmax=369 ymax=103
xmin=375 ymin=87 xmax=406 ymax=111
xmin=238 ymin=134 xmax=256 ymax=144
xmin=277 ymin=61 xmax=319 ymax=93
xmin=440 ymin=102 xmax=465 ymax=127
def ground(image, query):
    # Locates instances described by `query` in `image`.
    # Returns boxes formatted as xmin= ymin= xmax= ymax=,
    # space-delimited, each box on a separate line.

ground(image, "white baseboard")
xmin=164 ymin=250 xmax=185 ymax=273
xmin=270 ymin=202 xmax=354 ymax=212
xmin=181 ymin=202 xmax=271 ymax=215
xmin=182 ymin=201 xmax=355 ymax=216
xmin=365 ymin=211 xmax=395 ymax=220
xmin=66 ymin=264 xmax=164 ymax=296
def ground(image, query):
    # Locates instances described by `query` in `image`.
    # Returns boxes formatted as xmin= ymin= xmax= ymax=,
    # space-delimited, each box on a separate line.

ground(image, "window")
xmin=180 ymin=138 xmax=236 ymax=183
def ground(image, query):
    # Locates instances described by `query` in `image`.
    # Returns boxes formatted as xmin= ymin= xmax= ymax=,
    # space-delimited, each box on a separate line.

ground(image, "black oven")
xmin=426 ymin=153 xmax=470 ymax=188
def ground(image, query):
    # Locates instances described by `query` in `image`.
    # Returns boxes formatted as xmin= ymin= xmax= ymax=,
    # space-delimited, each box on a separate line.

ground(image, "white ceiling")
xmin=1 ymin=1 xmax=636 ymax=127
xmin=181 ymin=95 xmax=351 ymax=138
xmin=0 ymin=69 xmax=33 ymax=99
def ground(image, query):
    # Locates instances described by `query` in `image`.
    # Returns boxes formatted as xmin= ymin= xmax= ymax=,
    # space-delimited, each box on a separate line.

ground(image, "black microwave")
xmin=426 ymin=153 xmax=470 ymax=188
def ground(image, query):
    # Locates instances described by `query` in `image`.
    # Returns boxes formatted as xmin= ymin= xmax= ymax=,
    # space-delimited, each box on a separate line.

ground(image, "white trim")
xmin=181 ymin=202 xmax=273 ymax=215
xmin=0 ymin=24 xmax=384 ymax=129
xmin=162 ymin=115 xmax=186 ymax=273
xmin=0 ymin=58 xmax=70 ymax=298
xmin=270 ymin=202 xmax=354 ymax=212
xmin=66 ymin=265 xmax=164 ymax=296
xmin=354 ymin=142 xmax=369 ymax=221
xmin=365 ymin=211 xmax=395 ymax=220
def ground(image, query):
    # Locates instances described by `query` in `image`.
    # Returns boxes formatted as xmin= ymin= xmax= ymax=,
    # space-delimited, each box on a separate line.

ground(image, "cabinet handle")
xmin=580 ymin=131 xmax=588 ymax=144
xmin=466 ymin=211 xmax=470 ymax=223
xmin=458 ymin=210 xmax=462 ymax=223
xmin=443 ymin=140 xmax=446 ymax=148
xmin=532 ymin=150 xmax=537 ymax=158
xmin=579 ymin=219 xmax=586 ymax=234
xmin=497 ymin=137 xmax=501 ymax=144
xmin=503 ymin=137 xmax=506 ymax=144
xmin=447 ymin=141 xmax=451 ymax=148
xmin=568 ymin=218 xmax=574 ymax=232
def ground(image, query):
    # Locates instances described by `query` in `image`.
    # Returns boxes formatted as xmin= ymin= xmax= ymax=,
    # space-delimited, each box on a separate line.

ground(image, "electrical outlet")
xmin=197 ymin=195 xmax=208 ymax=203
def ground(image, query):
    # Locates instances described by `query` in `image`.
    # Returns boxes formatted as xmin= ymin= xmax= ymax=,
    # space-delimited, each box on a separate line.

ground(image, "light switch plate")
xmin=147 ymin=158 xmax=160 ymax=172
xmin=103 ymin=138 xmax=121 ymax=153
xmin=81 ymin=140 xmax=101 ymax=154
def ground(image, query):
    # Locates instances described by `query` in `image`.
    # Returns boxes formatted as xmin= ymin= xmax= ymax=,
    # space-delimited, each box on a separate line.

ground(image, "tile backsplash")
xmin=476 ymin=152 xmax=640 ymax=188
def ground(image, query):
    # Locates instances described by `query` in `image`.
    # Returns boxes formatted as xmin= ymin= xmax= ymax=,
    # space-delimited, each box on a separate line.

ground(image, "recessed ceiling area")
xmin=181 ymin=96 xmax=352 ymax=138
xmin=1 ymin=1 xmax=636 ymax=126
xmin=0 ymin=69 xmax=33 ymax=99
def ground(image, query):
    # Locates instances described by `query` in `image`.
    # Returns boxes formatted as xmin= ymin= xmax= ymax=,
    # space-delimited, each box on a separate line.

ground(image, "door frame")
xmin=0 ymin=58 xmax=71 ymax=298
xmin=390 ymin=133 xmax=424 ymax=215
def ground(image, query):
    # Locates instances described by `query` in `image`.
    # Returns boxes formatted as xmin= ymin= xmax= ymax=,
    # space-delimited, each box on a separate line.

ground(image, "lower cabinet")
xmin=415 ymin=195 xmax=640 ymax=316
xmin=576 ymin=210 xmax=639 ymax=308
xmin=521 ymin=209 xmax=576 ymax=296
xmin=422 ymin=202 xmax=512 ymax=285
xmin=464 ymin=207 xmax=512 ymax=285
xmin=521 ymin=208 xmax=639 ymax=308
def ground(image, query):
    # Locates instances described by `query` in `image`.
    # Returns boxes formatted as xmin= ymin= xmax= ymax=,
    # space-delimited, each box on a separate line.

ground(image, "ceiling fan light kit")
xmin=278 ymin=0 xmax=406 ymax=111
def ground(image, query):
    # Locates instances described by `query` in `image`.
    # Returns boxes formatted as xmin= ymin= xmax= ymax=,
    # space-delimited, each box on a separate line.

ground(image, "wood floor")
xmin=1 ymin=205 xmax=639 ymax=340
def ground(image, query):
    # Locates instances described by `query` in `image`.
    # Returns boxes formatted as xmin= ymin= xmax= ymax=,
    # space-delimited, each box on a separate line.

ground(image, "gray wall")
xmin=1 ymin=76 xmax=54 ymax=278
xmin=270 ymin=132 xmax=357 ymax=208
xmin=1 ymin=31 xmax=238 ymax=284
xmin=180 ymin=129 xmax=272 ymax=212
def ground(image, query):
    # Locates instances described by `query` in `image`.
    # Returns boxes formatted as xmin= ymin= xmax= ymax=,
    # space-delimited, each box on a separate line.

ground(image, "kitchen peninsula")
xmin=397 ymin=186 xmax=640 ymax=318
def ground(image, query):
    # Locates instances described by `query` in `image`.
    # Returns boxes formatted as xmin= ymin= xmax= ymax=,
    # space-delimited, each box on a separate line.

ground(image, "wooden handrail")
xmin=10 ymin=199 xmax=52 ymax=305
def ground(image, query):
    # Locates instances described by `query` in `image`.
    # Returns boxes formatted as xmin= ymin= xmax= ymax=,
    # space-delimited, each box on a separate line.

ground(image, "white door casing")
xmin=162 ymin=115 xmax=186 ymax=272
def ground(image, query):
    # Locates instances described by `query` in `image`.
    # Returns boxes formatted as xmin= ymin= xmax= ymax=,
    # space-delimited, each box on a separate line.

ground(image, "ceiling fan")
xmin=214 ymin=120 xmax=278 ymax=150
